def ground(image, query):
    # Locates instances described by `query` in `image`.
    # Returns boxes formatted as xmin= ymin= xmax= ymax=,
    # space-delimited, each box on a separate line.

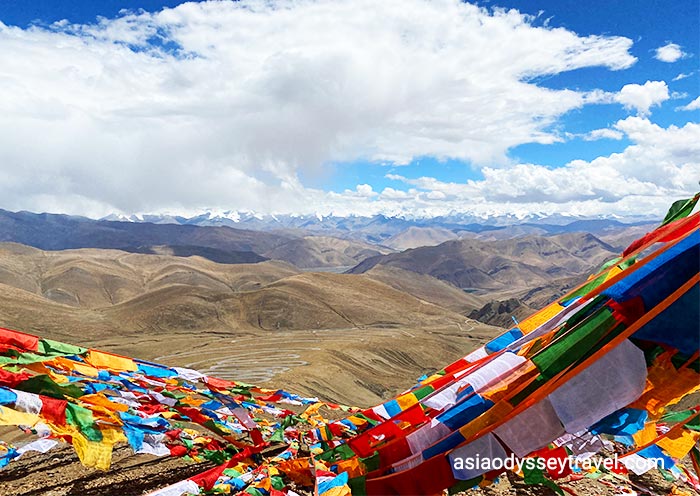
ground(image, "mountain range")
xmin=0 ymin=206 xmax=656 ymax=330
xmin=100 ymin=209 xmax=658 ymax=243
xmin=1 ymin=207 xmax=653 ymax=260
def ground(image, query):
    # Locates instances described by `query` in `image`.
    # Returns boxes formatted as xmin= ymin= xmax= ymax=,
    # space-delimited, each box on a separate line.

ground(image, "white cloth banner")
xmin=173 ymin=367 xmax=206 ymax=382
xmin=554 ymin=430 xmax=605 ymax=459
xmin=448 ymin=433 xmax=508 ymax=481
xmin=112 ymin=391 xmax=141 ymax=408
xmin=423 ymin=352 xmax=526 ymax=412
xmin=406 ymin=419 xmax=451 ymax=454
xmin=16 ymin=439 xmax=58 ymax=456
xmin=151 ymin=392 xmax=178 ymax=407
xmin=464 ymin=346 xmax=488 ymax=362
xmin=371 ymin=404 xmax=391 ymax=420
xmin=146 ymin=480 xmax=201 ymax=496
xmin=138 ymin=434 xmax=171 ymax=457
xmin=621 ymin=453 xmax=658 ymax=476
xmin=463 ymin=352 xmax=526 ymax=392
xmin=548 ymin=339 xmax=647 ymax=434
xmin=13 ymin=390 xmax=42 ymax=415
xmin=493 ymin=397 xmax=564 ymax=458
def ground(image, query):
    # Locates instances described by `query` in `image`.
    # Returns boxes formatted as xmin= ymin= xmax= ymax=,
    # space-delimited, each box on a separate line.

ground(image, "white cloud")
xmin=677 ymin=96 xmax=700 ymax=111
xmin=0 ymin=0 xmax=638 ymax=217
xmin=673 ymin=72 xmax=694 ymax=81
xmin=426 ymin=190 xmax=447 ymax=200
xmin=9 ymin=117 xmax=695 ymax=220
xmin=615 ymin=81 xmax=669 ymax=116
xmin=654 ymin=43 xmax=686 ymax=63
xmin=354 ymin=184 xmax=377 ymax=198
xmin=376 ymin=118 xmax=700 ymax=218
xmin=583 ymin=128 xmax=624 ymax=141
xmin=380 ymin=187 xmax=414 ymax=200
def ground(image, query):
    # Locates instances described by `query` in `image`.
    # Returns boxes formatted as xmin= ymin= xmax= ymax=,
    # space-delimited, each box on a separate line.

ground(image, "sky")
xmin=0 ymin=0 xmax=698 ymax=220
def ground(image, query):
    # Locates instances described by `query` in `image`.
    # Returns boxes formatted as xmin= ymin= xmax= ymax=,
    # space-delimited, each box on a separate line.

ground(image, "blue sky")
xmin=0 ymin=0 xmax=697 ymax=219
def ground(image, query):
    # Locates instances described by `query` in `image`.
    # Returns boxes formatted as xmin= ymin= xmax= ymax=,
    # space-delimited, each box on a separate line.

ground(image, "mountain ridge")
xmin=348 ymin=232 xmax=617 ymax=287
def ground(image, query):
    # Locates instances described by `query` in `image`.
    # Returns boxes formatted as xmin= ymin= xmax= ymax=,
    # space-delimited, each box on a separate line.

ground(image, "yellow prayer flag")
xmin=629 ymin=360 xmax=700 ymax=416
xmin=632 ymin=422 xmax=658 ymax=447
xmin=518 ymin=303 xmax=564 ymax=334
xmin=85 ymin=350 xmax=137 ymax=372
xmin=0 ymin=406 xmax=39 ymax=427
xmin=657 ymin=429 xmax=700 ymax=459
xmin=71 ymin=431 xmax=114 ymax=470
xmin=320 ymin=485 xmax=352 ymax=496
xmin=396 ymin=393 xmax=418 ymax=411
xmin=53 ymin=356 xmax=100 ymax=378
xmin=80 ymin=393 xmax=129 ymax=413
xmin=100 ymin=426 xmax=128 ymax=445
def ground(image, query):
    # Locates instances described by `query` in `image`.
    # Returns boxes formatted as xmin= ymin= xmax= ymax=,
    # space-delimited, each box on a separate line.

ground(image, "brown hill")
xmin=595 ymin=222 xmax=657 ymax=251
xmin=262 ymin=235 xmax=392 ymax=269
xmin=363 ymin=265 xmax=485 ymax=314
xmin=349 ymin=232 xmax=618 ymax=291
xmin=384 ymin=226 xmax=458 ymax=250
xmin=0 ymin=243 xmax=500 ymax=406
xmin=0 ymin=243 xmax=299 ymax=310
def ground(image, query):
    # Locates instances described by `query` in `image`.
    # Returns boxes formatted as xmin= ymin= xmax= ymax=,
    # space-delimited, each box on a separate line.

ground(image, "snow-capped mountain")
xmin=99 ymin=209 xmax=657 ymax=237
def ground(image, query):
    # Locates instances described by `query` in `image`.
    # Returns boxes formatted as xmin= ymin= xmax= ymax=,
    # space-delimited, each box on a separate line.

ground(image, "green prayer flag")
xmin=38 ymin=339 xmax=87 ymax=356
xmin=660 ymin=409 xmax=695 ymax=424
xmin=412 ymin=385 xmax=434 ymax=400
xmin=354 ymin=412 xmax=378 ymax=427
xmin=661 ymin=193 xmax=699 ymax=226
xmin=347 ymin=476 xmax=367 ymax=496
xmin=532 ymin=307 xmax=619 ymax=380
xmin=658 ymin=467 xmax=676 ymax=482
xmin=203 ymin=449 xmax=228 ymax=465
xmin=0 ymin=350 xmax=61 ymax=366
xmin=317 ymin=442 xmax=355 ymax=462
xmin=269 ymin=428 xmax=285 ymax=443
xmin=270 ymin=475 xmax=285 ymax=490
xmin=360 ymin=452 xmax=380 ymax=472
xmin=686 ymin=415 xmax=700 ymax=431
xmin=222 ymin=468 xmax=242 ymax=478
xmin=161 ymin=390 xmax=186 ymax=400
xmin=281 ymin=414 xmax=302 ymax=429
xmin=522 ymin=459 xmax=564 ymax=496
xmin=20 ymin=374 xmax=84 ymax=399
xmin=65 ymin=403 xmax=102 ymax=442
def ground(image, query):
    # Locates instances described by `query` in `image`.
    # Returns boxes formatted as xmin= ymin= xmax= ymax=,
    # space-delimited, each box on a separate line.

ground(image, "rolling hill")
xmin=349 ymin=232 xmax=618 ymax=290
xmin=262 ymin=236 xmax=393 ymax=269
xmin=383 ymin=226 xmax=459 ymax=250
xmin=0 ymin=242 xmax=498 ymax=405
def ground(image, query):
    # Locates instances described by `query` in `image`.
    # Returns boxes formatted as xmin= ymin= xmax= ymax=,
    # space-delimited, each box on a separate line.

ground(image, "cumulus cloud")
xmin=352 ymin=184 xmax=377 ymax=198
xmin=654 ymin=42 xmax=686 ymax=63
xmin=0 ymin=0 xmax=638 ymax=217
xmin=676 ymin=96 xmax=700 ymax=111
xmin=378 ymin=118 xmax=700 ymax=218
xmin=615 ymin=81 xmax=669 ymax=115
